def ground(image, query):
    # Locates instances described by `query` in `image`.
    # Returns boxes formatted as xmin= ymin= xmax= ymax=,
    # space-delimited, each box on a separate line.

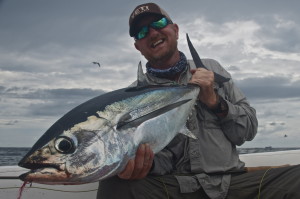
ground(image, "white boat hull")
xmin=1 ymin=149 xmax=300 ymax=199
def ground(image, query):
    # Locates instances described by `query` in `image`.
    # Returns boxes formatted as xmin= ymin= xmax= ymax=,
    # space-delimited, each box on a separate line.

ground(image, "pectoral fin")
xmin=117 ymin=99 xmax=191 ymax=130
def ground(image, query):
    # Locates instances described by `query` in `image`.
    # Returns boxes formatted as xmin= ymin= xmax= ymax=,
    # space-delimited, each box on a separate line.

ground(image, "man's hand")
xmin=118 ymin=144 xmax=154 ymax=180
xmin=189 ymin=68 xmax=218 ymax=109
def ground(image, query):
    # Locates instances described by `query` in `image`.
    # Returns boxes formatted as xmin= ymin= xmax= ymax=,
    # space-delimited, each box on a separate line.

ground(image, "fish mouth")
xmin=20 ymin=162 xmax=63 ymax=171
xmin=18 ymin=163 xmax=68 ymax=183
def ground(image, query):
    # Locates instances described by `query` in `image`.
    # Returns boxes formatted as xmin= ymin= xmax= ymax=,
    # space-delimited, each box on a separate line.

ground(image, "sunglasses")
xmin=134 ymin=17 xmax=172 ymax=40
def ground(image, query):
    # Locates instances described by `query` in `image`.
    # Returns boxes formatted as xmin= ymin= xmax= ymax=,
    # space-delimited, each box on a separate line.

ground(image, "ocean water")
xmin=1 ymin=147 xmax=300 ymax=166
xmin=0 ymin=147 xmax=30 ymax=166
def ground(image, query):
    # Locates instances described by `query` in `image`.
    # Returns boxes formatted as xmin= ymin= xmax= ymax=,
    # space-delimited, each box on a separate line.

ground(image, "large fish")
xmin=18 ymin=34 xmax=230 ymax=185
xmin=18 ymin=84 xmax=199 ymax=184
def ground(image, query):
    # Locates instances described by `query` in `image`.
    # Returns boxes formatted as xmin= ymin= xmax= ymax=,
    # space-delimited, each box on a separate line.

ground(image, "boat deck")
xmin=1 ymin=150 xmax=300 ymax=199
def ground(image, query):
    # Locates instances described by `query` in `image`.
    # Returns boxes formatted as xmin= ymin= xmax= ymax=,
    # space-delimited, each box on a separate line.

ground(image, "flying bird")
xmin=92 ymin=62 xmax=100 ymax=67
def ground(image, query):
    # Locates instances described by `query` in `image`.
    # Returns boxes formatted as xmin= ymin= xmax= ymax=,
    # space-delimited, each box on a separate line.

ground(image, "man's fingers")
xmin=190 ymin=69 xmax=196 ymax=74
xmin=118 ymin=144 xmax=154 ymax=180
xmin=135 ymin=144 xmax=146 ymax=169
xmin=137 ymin=145 xmax=154 ymax=178
xmin=118 ymin=159 xmax=135 ymax=179
xmin=140 ymin=144 xmax=153 ymax=169
xmin=131 ymin=144 xmax=147 ymax=179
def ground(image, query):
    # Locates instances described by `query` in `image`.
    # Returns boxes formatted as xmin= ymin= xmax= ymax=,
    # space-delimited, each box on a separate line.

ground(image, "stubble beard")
xmin=147 ymin=40 xmax=178 ymax=69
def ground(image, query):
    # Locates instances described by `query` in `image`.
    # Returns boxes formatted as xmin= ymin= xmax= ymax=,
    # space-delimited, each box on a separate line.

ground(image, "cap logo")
xmin=131 ymin=6 xmax=150 ymax=19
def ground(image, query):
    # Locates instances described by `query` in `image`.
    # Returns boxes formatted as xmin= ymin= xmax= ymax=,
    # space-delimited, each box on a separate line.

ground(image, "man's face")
xmin=134 ymin=15 xmax=179 ymax=68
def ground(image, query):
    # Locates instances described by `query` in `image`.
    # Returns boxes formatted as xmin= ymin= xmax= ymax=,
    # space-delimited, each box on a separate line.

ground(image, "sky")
xmin=0 ymin=0 xmax=300 ymax=148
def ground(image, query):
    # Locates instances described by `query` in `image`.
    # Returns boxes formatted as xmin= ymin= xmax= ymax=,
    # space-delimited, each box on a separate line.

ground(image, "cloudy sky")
xmin=1 ymin=0 xmax=299 ymax=148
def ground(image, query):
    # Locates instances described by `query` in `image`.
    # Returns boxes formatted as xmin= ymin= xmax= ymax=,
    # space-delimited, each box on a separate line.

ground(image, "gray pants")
xmin=97 ymin=165 xmax=300 ymax=199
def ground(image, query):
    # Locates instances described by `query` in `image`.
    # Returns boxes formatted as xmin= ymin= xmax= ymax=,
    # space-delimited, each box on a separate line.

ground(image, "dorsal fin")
xmin=186 ymin=33 xmax=207 ymax=69
xmin=186 ymin=33 xmax=231 ymax=84
xmin=137 ymin=61 xmax=147 ymax=87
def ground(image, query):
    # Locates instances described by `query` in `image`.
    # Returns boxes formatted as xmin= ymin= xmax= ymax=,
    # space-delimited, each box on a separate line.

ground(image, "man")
xmin=98 ymin=3 xmax=300 ymax=199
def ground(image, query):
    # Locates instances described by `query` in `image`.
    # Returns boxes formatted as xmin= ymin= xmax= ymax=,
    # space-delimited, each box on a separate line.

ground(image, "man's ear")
xmin=173 ymin=24 xmax=179 ymax=39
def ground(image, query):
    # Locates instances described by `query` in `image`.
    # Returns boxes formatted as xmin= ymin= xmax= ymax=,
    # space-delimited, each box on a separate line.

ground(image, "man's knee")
xmin=97 ymin=176 xmax=166 ymax=199
xmin=97 ymin=176 xmax=134 ymax=198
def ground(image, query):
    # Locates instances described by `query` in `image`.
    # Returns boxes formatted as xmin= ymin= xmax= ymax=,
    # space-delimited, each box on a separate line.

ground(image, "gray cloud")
xmin=268 ymin=121 xmax=285 ymax=126
xmin=236 ymin=76 xmax=300 ymax=99
xmin=256 ymin=16 xmax=300 ymax=53
xmin=26 ymin=88 xmax=106 ymax=116
xmin=0 ymin=0 xmax=130 ymax=53
xmin=227 ymin=66 xmax=240 ymax=71
xmin=1 ymin=86 xmax=104 ymax=98
xmin=1 ymin=0 xmax=300 ymax=147
xmin=3 ymin=120 xmax=18 ymax=126
xmin=24 ymin=88 xmax=104 ymax=100
xmin=258 ymin=121 xmax=286 ymax=135
xmin=27 ymin=100 xmax=81 ymax=117
xmin=1 ymin=86 xmax=105 ymax=117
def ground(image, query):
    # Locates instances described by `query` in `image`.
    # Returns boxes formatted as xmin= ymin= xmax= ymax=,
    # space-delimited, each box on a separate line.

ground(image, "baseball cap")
xmin=129 ymin=3 xmax=173 ymax=37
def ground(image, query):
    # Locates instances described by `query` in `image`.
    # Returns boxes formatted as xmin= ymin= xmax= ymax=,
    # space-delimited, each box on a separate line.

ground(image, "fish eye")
xmin=54 ymin=136 xmax=76 ymax=154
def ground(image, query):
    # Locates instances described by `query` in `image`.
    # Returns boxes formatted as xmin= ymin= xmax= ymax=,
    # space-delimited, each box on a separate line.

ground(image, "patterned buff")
xmin=146 ymin=51 xmax=187 ymax=78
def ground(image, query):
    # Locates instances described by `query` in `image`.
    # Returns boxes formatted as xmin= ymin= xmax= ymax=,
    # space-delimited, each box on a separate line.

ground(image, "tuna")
xmin=18 ymin=84 xmax=199 ymax=184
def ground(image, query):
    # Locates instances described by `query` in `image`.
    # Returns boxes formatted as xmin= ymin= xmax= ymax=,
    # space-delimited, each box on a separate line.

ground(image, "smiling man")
xmin=133 ymin=14 xmax=179 ymax=71
xmin=97 ymin=3 xmax=300 ymax=199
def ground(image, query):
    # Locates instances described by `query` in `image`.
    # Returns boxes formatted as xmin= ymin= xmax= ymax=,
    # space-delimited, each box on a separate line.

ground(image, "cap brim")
xmin=129 ymin=13 xmax=164 ymax=37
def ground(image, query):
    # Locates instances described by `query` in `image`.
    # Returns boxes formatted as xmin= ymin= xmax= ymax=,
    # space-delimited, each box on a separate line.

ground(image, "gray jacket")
xmin=132 ymin=59 xmax=258 ymax=199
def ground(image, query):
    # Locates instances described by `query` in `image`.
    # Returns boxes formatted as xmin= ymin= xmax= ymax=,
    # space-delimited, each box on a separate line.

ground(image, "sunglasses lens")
xmin=134 ymin=17 xmax=169 ymax=40
xmin=151 ymin=17 xmax=168 ymax=29
xmin=135 ymin=26 xmax=148 ymax=40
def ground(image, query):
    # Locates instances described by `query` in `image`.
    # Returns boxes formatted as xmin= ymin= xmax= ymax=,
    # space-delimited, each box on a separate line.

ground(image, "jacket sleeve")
xmin=218 ymin=75 xmax=258 ymax=146
xmin=201 ymin=59 xmax=258 ymax=146
xmin=149 ymin=134 xmax=188 ymax=175
xmin=149 ymin=149 xmax=175 ymax=175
